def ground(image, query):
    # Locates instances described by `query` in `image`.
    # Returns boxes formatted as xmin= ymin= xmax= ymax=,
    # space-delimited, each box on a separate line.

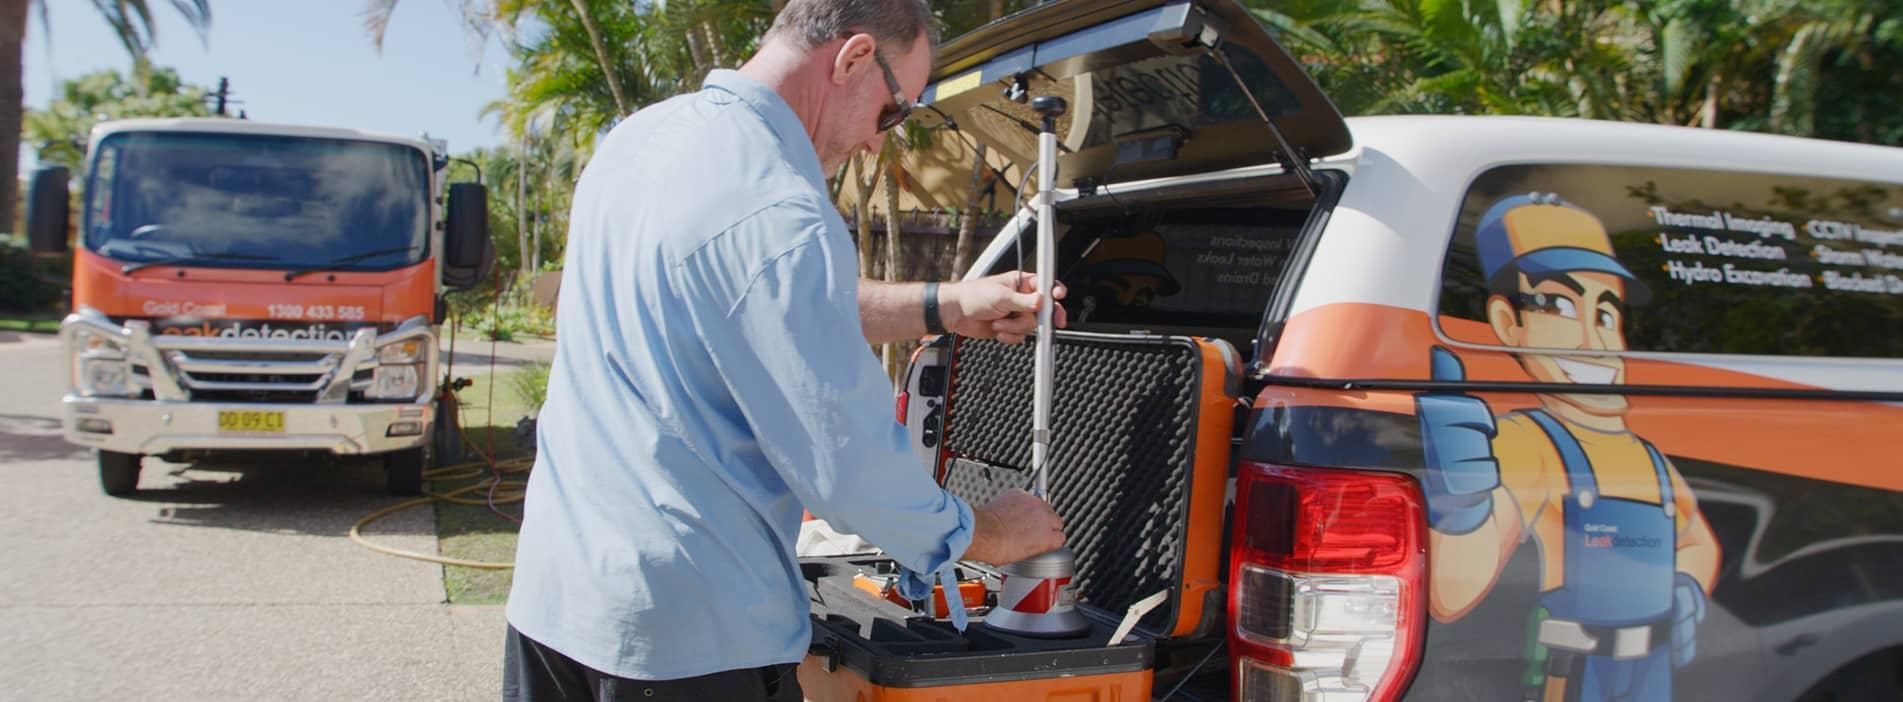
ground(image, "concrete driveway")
xmin=0 ymin=332 xmax=506 ymax=701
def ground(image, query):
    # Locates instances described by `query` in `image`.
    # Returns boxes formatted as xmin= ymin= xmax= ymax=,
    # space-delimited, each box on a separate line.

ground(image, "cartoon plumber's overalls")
xmin=1521 ymin=409 xmax=1679 ymax=702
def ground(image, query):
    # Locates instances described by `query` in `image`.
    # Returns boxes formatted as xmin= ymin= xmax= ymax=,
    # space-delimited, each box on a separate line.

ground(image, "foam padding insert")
xmin=944 ymin=332 xmax=1201 ymax=631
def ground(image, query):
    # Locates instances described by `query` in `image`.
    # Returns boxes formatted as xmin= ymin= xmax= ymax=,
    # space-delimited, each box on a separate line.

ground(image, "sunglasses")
xmin=872 ymin=52 xmax=914 ymax=132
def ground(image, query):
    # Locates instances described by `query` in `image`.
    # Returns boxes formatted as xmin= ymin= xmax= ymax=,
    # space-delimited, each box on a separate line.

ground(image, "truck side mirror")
xmin=442 ymin=182 xmax=494 ymax=290
xmin=26 ymin=166 xmax=70 ymax=254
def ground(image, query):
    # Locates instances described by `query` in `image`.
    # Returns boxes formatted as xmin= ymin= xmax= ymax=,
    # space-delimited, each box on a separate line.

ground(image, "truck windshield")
xmin=82 ymin=131 xmax=430 ymax=272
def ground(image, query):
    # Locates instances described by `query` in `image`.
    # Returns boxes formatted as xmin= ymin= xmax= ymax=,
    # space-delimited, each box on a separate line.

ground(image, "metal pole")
xmin=982 ymin=94 xmax=1087 ymax=638
xmin=1029 ymin=96 xmax=1065 ymax=502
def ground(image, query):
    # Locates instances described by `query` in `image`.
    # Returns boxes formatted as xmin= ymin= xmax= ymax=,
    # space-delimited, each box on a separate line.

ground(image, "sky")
xmin=23 ymin=1 xmax=513 ymax=169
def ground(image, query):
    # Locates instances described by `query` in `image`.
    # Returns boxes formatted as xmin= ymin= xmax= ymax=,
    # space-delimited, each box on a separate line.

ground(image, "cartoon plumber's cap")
xmin=1475 ymin=192 xmax=1651 ymax=305
xmin=1081 ymin=230 xmax=1182 ymax=296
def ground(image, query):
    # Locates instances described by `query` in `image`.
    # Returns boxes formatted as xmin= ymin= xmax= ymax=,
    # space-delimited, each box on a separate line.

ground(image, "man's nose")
xmin=1581 ymin=318 xmax=1611 ymax=349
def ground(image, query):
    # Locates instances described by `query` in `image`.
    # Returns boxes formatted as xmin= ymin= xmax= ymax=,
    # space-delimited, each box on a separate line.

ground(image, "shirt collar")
xmin=702 ymin=69 xmax=828 ymax=192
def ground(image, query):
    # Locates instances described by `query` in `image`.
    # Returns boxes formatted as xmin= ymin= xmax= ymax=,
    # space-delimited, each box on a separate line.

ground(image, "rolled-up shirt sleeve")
xmin=674 ymin=201 xmax=973 ymax=577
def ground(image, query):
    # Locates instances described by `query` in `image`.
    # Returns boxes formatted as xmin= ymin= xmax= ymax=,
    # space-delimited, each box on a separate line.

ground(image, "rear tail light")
xmin=1229 ymin=462 xmax=1427 ymax=701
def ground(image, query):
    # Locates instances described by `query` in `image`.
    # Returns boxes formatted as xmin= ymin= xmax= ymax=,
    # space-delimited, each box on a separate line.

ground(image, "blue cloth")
xmin=505 ymin=69 xmax=976 ymax=681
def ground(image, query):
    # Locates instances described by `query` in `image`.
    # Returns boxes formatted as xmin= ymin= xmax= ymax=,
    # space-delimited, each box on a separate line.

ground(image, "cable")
xmin=1011 ymin=158 xmax=1038 ymax=280
xmin=931 ymin=111 xmax=1021 ymax=204
xmin=347 ymin=411 xmax=533 ymax=569
xmin=485 ymin=257 xmax=514 ymax=524
xmin=351 ymin=272 xmax=534 ymax=569
xmin=1158 ymin=643 xmax=1223 ymax=700
xmin=1097 ymin=158 xmax=1129 ymax=216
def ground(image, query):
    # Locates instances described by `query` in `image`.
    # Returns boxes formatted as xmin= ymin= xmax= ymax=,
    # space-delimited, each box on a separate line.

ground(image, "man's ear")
xmin=1487 ymin=295 xmax=1521 ymax=346
xmin=831 ymin=33 xmax=877 ymax=86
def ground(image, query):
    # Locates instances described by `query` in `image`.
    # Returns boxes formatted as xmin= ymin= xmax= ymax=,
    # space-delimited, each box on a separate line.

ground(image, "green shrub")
xmin=507 ymin=361 xmax=553 ymax=417
xmin=470 ymin=301 xmax=554 ymax=341
xmin=0 ymin=238 xmax=67 ymax=313
xmin=448 ymin=278 xmax=556 ymax=341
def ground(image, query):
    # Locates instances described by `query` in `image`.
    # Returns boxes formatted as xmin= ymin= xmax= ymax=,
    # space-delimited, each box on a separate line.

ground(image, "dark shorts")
xmin=502 ymin=625 xmax=803 ymax=702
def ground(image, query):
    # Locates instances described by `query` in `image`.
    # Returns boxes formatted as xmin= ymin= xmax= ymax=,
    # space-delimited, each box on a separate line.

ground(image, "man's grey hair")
xmin=766 ymin=0 xmax=940 ymax=55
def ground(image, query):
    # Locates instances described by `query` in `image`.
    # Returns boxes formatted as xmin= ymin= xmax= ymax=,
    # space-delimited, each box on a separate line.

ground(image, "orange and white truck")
xmin=25 ymin=117 xmax=494 ymax=497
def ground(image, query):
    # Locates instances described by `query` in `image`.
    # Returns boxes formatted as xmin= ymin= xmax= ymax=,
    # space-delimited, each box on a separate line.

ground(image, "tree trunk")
xmin=852 ymin=153 xmax=879 ymax=281
xmin=948 ymin=2 xmax=1007 ymax=277
xmin=0 ymin=0 xmax=25 ymax=235
xmin=952 ymin=142 xmax=987 ymax=277
xmin=517 ymin=139 xmax=532 ymax=283
xmin=829 ymin=162 xmax=850 ymax=204
xmin=882 ymin=164 xmax=903 ymax=286
xmin=1698 ymin=73 xmax=1719 ymax=129
xmin=880 ymin=140 xmax=906 ymax=382
xmin=533 ymin=149 xmax=552 ymax=272
xmin=701 ymin=21 xmax=726 ymax=69
xmin=1771 ymin=24 xmax=1825 ymax=137
xmin=531 ymin=212 xmax=543 ymax=273
xmin=685 ymin=23 xmax=715 ymax=86
xmin=567 ymin=0 xmax=632 ymax=116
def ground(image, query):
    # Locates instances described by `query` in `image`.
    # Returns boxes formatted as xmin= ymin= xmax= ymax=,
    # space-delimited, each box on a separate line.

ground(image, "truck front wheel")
xmin=384 ymin=447 xmax=427 ymax=497
xmin=98 ymin=450 xmax=141 ymax=496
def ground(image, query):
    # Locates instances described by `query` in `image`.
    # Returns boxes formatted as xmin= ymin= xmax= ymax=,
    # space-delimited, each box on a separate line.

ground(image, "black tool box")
xmin=798 ymin=555 xmax=1155 ymax=700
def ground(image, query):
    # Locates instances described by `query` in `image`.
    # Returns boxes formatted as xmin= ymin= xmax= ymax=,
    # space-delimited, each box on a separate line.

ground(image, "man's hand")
xmin=1416 ymin=346 xmax=1502 ymax=534
xmin=941 ymin=271 xmax=1068 ymax=345
xmin=1670 ymin=571 xmax=1707 ymax=667
xmin=964 ymin=488 xmax=1066 ymax=565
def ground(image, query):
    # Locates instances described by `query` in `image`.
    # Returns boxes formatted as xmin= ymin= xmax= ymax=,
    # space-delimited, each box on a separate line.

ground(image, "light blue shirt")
xmin=504 ymin=70 xmax=975 ymax=681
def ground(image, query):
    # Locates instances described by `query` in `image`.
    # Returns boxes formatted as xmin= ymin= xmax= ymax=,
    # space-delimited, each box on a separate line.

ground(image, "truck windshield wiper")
xmin=121 ymin=251 xmax=277 ymax=275
xmin=283 ymin=246 xmax=420 ymax=281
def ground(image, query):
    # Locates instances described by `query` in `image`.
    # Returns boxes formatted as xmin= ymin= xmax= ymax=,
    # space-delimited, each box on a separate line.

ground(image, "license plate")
xmin=218 ymin=410 xmax=285 ymax=433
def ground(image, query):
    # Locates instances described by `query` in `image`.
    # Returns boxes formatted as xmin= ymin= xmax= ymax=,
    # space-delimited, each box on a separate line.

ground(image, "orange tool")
xmin=852 ymin=573 xmax=989 ymax=619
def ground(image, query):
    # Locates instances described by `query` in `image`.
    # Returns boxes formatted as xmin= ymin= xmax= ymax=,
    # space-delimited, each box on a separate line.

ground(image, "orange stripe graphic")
xmin=1264 ymin=303 xmax=1903 ymax=493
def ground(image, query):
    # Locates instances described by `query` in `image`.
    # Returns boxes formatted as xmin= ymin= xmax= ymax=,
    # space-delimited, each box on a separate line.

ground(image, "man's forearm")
xmin=859 ymin=279 xmax=962 ymax=345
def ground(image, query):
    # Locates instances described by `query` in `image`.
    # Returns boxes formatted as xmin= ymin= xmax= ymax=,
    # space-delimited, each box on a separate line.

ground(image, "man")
xmin=503 ymin=1 xmax=1068 ymax=700
xmin=1418 ymin=193 xmax=1721 ymax=702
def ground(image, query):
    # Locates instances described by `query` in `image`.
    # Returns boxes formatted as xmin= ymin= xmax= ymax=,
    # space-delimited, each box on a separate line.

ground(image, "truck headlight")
xmin=79 ymin=357 xmax=133 ymax=397
xmin=377 ymin=339 xmax=426 ymax=364
xmin=76 ymin=328 xmax=127 ymax=359
xmin=72 ymin=328 xmax=133 ymax=397
xmin=368 ymin=364 xmax=420 ymax=400
xmin=367 ymin=336 xmax=428 ymax=400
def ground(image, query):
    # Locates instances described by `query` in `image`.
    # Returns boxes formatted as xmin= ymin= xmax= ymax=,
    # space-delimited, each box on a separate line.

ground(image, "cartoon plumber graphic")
xmin=1418 ymin=193 xmax=1722 ymax=701
xmin=1069 ymin=229 xmax=1181 ymax=323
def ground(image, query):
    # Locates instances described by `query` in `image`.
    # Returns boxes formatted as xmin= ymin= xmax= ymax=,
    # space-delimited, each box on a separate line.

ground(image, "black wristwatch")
xmin=923 ymin=282 xmax=946 ymax=334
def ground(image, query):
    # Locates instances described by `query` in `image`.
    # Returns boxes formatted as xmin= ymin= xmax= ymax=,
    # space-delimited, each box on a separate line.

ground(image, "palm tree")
xmin=1258 ymin=0 xmax=1738 ymax=124
xmin=92 ymin=0 xmax=213 ymax=58
xmin=2 ymin=0 xmax=210 ymax=235
xmin=482 ymin=1 xmax=648 ymax=154
xmin=879 ymin=134 xmax=907 ymax=379
xmin=553 ymin=0 xmax=633 ymax=116
xmin=362 ymin=0 xmax=490 ymax=57
xmin=1755 ymin=0 xmax=1886 ymax=137
xmin=649 ymin=0 xmax=770 ymax=92
xmin=942 ymin=0 xmax=1021 ymax=277
xmin=364 ymin=0 xmax=633 ymax=116
xmin=1 ymin=1 xmax=26 ymax=234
